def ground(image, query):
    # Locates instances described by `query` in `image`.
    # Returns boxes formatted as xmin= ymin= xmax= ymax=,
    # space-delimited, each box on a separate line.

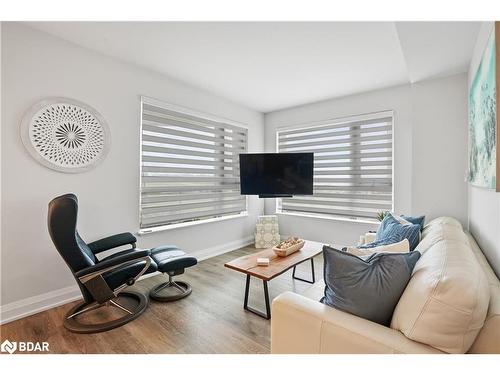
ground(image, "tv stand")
xmin=258 ymin=194 xmax=293 ymax=198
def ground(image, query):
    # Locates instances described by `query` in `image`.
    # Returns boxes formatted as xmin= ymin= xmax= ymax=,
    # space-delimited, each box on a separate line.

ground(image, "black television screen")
xmin=239 ymin=153 xmax=314 ymax=197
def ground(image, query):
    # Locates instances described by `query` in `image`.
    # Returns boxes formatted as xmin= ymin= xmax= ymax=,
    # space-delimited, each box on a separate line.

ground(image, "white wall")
xmin=411 ymin=74 xmax=468 ymax=224
xmin=264 ymin=75 xmax=468 ymax=245
xmin=0 ymin=23 xmax=264 ymax=314
xmin=468 ymin=22 xmax=500 ymax=277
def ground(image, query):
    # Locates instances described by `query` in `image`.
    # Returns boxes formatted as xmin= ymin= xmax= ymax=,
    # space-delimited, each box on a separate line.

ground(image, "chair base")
xmin=150 ymin=280 xmax=192 ymax=302
xmin=64 ymin=291 xmax=148 ymax=334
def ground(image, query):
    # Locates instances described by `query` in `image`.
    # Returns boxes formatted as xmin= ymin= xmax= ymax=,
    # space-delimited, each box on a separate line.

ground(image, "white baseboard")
xmin=192 ymin=235 xmax=254 ymax=261
xmin=0 ymin=236 xmax=254 ymax=325
xmin=0 ymin=285 xmax=81 ymax=325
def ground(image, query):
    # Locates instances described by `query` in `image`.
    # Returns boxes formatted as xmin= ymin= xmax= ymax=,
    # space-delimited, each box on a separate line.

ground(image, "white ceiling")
xmin=395 ymin=22 xmax=480 ymax=83
xmin=26 ymin=22 xmax=480 ymax=113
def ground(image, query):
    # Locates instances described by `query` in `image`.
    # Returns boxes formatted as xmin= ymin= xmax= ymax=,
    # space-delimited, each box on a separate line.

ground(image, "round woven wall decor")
xmin=20 ymin=98 xmax=111 ymax=173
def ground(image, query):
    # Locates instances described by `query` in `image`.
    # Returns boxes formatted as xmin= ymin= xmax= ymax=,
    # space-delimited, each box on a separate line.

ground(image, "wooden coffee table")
xmin=224 ymin=240 xmax=323 ymax=319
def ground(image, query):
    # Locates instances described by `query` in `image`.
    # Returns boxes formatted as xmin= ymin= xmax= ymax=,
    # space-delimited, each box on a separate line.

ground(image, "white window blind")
xmin=140 ymin=97 xmax=248 ymax=231
xmin=277 ymin=112 xmax=393 ymax=221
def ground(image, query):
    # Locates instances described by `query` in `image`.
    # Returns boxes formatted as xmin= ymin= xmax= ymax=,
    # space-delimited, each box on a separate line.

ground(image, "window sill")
xmin=275 ymin=211 xmax=379 ymax=225
xmin=138 ymin=212 xmax=249 ymax=235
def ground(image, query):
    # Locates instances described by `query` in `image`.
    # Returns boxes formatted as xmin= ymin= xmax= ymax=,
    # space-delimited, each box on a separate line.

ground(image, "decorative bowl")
xmin=272 ymin=239 xmax=305 ymax=257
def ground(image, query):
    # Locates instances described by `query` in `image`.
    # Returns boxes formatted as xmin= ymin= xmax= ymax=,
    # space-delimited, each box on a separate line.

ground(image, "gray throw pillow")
xmin=320 ymin=245 xmax=421 ymax=326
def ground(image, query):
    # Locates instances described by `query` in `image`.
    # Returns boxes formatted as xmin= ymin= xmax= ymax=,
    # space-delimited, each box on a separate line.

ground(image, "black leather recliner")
xmin=48 ymin=193 xmax=197 ymax=334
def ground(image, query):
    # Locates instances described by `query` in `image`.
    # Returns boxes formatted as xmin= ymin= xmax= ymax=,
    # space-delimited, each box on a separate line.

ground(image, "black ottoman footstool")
xmin=149 ymin=246 xmax=198 ymax=302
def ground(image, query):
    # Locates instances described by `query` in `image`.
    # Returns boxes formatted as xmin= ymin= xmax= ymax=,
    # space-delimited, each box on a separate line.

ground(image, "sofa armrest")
xmin=271 ymin=292 xmax=443 ymax=354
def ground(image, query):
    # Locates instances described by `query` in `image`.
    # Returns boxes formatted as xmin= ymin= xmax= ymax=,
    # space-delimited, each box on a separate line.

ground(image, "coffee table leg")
xmin=292 ymin=258 xmax=315 ymax=284
xmin=243 ymin=275 xmax=271 ymax=319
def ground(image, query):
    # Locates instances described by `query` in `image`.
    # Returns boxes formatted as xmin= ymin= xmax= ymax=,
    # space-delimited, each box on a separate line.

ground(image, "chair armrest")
xmin=87 ymin=232 xmax=137 ymax=254
xmin=271 ymin=292 xmax=443 ymax=354
xmin=75 ymin=249 xmax=150 ymax=281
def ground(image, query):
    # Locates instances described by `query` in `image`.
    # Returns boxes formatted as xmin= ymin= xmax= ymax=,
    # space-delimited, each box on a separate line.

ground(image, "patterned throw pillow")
xmin=376 ymin=213 xmax=421 ymax=251
xmin=401 ymin=215 xmax=426 ymax=231
xmin=321 ymin=245 xmax=421 ymax=326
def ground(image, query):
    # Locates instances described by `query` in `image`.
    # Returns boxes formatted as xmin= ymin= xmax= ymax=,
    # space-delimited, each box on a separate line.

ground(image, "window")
xmin=276 ymin=111 xmax=393 ymax=221
xmin=140 ymin=97 xmax=248 ymax=232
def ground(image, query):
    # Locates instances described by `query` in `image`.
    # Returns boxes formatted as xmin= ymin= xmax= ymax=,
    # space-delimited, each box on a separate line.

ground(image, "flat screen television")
xmin=239 ymin=153 xmax=314 ymax=197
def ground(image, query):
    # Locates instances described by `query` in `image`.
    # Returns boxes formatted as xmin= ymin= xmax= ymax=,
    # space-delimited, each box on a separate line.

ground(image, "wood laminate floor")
xmin=0 ymin=245 xmax=324 ymax=354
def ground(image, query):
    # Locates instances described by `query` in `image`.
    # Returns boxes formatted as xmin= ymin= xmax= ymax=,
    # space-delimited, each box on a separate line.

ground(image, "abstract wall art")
xmin=468 ymin=23 xmax=500 ymax=191
xmin=20 ymin=97 xmax=111 ymax=173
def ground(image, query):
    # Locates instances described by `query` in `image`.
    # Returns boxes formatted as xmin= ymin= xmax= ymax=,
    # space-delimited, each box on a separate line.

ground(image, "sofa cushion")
xmin=358 ymin=233 xmax=402 ymax=249
xmin=390 ymin=223 xmax=490 ymax=353
xmin=423 ymin=216 xmax=462 ymax=232
xmin=346 ymin=239 xmax=410 ymax=257
xmin=321 ymin=245 xmax=421 ymax=326
xmin=417 ymin=224 xmax=469 ymax=255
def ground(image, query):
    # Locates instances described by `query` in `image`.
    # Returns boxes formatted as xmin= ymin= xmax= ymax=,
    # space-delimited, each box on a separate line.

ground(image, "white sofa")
xmin=271 ymin=217 xmax=500 ymax=354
